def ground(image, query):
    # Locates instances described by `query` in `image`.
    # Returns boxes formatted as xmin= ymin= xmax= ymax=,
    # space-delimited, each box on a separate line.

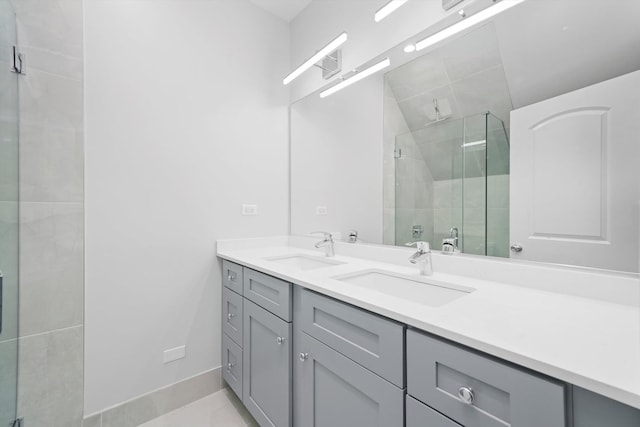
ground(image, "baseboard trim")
xmin=83 ymin=367 xmax=223 ymax=427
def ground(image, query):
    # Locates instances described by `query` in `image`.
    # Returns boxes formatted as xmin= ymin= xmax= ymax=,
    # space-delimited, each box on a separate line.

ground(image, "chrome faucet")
xmin=406 ymin=241 xmax=433 ymax=276
xmin=313 ymin=232 xmax=335 ymax=257
xmin=442 ymin=227 xmax=459 ymax=254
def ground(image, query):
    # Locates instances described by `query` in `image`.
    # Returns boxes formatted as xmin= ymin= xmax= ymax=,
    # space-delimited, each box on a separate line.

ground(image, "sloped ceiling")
xmin=249 ymin=0 xmax=312 ymax=22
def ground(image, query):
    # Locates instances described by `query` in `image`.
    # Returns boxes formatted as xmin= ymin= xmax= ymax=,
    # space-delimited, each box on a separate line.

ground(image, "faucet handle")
xmin=406 ymin=241 xmax=430 ymax=252
xmin=310 ymin=231 xmax=333 ymax=241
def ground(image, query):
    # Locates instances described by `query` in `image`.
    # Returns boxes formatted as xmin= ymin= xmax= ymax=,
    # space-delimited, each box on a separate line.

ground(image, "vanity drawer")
xmin=222 ymin=260 xmax=243 ymax=295
xmin=300 ymin=289 xmax=405 ymax=387
xmin=222 ymin=287 xmax=242 ymax=346
xmin=407 ymin=330 xmax=566 ymax=427
xmin=243 ymin=268 xmax=292 ymax=321
xmin=407 ymin=396 xmax=462 ymax=427
xmin=222 ymin=333 xmax=243 ymax=399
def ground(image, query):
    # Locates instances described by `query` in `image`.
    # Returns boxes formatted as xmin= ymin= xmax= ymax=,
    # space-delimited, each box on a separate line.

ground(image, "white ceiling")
xmin=249 ymin=0 xmax=312 ymax=22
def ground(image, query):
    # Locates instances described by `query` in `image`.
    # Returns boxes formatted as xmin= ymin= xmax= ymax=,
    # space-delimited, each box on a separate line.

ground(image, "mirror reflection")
xmin=290 ymin=0 xmax=640 ymax=273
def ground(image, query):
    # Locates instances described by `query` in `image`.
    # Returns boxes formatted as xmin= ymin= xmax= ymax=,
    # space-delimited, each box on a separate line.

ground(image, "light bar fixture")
xmin=462 ymin=140 xmax=486 ymax=148
xmin=283 ymin=32 xmax=348 ymax=85
xmin=320 ymin=57 xmax=391 ymax=98
xmin=415 ymin=0 xmax=525 ymax=51
xmin=374 ymin=0 xmax=409 ymax=22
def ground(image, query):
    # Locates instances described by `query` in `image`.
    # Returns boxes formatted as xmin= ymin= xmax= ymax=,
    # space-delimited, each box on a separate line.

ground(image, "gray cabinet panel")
xmin=573 ymin=386 xmax=640 ymax=427
xmin=244 ymin=268 xmax=292 ymax=321
xmin=222 ymin=260 xmax=243 ymax=295
xmin=222 ymin=287 xmax=243 ymax=346
xmin=300 ymin=289 xmax=405 ymax=387
xmin=407 ymin=330 xmax=566 ymax=427
xmin=298 ymin=333 xmax=404 ymax=427
xmin=222 ymin=333 xmax=243 ymax=399
xmin=243 ymin=300 xmax=292 ymax=427
xmin=407 ymin=396 xmax=462 ymax=427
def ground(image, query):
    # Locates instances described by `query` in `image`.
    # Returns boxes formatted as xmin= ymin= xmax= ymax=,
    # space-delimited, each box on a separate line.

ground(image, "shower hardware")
xmin=442 ymin=227 xmax=459 ymax=254
xmin=10 ymin=46 xmax=25 ymax=75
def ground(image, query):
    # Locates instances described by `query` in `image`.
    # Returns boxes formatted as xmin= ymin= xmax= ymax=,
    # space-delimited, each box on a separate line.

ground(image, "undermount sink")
xmin=333 ymin=270 xmax=474 ymax=307
xmin=264 ymin=254 xmax=345 ymax=271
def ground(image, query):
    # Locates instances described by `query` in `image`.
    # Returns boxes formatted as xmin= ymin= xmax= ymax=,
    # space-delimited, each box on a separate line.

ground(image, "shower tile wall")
xmin=433 ymin=175 xmax=509 ymax=257
xmin=10 ymin=0 xmax=84 ymax=425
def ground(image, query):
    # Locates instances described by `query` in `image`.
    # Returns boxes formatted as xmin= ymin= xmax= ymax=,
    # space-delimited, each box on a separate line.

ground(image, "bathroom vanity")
xmin=217 ymin=237 xmax=640 ymax=427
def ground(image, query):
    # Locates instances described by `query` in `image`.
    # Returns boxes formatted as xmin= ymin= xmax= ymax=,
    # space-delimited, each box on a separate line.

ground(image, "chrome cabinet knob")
xmin=227 ymin=271 xmax=236 ymax=281
xmin=510 ymin=244 xmax=523 ymax=253
xmin=227 ymin=313 xmax=235 ymax=320
xmin=227 ymin=362 xmax=234 ymax=371
xmin=276 ymin=336 xmax=286 ymax=345
xmin=299 ymin=352 xmax=309 ymax=362
xmin=458 ymin=386 xmax=474 ymax=405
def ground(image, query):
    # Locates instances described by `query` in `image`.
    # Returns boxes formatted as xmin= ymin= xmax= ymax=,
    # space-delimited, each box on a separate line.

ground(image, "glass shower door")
xmin=0 ymin=0 xmax=19 ymax=424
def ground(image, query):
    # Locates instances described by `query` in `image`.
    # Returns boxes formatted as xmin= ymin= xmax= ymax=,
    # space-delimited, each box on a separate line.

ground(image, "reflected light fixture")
xmin=320 ymin=58 xmax=391 ymax=98
xmin=462 ymin=140 xmax=486 ymax=148
xmin=375 ymin=0 xmax=409 ymax=22
xmin=415 ymin=0 xmax=525 ymax=52
xmin=404 ymin=43 xmax=416 ymax=53
xmin=283 ymin=32 xmax=348 ymax=85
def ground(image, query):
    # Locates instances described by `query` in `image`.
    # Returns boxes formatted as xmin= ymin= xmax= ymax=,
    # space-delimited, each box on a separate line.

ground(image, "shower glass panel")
xmin=394 ymin=112 xmax=509 ymax=257
xmin=0 ymin=0 xmax=19 ymax=424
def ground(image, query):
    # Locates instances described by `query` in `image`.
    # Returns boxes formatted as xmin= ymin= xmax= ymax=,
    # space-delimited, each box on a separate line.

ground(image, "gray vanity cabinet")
xmin=407 ymin=329 xmax=566 ymax=427
xmin=243 ymin=299 xmax=292 ymax=427
xmin=300 ymin=289 xmax=405 ymax=387
xmin=297 ymin=332 xmax=404 ymax=427
xmin=222 ymin=260 xmax=243 ymax=295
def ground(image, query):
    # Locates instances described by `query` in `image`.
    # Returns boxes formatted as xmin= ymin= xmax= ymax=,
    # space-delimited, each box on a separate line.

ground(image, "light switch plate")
xmin=242 ymin=204 xmax=257 ymax=215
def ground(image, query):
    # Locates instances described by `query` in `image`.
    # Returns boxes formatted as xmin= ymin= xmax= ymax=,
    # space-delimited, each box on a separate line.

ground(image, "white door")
xmin=510 ymin=70 xmax=640 ymax=272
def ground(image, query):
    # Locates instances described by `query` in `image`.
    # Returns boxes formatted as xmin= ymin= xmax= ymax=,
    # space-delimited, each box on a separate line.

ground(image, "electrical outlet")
xmin=163 ymin=345 xmax=186 ymax=363
xmin=316 ymin=206 xmax=328 ymax=215
xmin=242 ymin=204 xmax=257 ymax=216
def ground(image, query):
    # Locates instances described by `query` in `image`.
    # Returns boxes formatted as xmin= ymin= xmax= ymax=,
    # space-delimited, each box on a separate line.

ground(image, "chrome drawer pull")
xmin=276 ymin=336 xmax=286 ymax=345
xmin=299 ymin=352 xmax=309 ymax=362
xmin=227 ymin=313 xmax=235 ymax=320
xmin=227 ymin=271 xmax=236 ymax=281
xmin=227 ymin=362 xmax=234 ymax=371
xmin=458 ymin=386 xmax=474 ymax=405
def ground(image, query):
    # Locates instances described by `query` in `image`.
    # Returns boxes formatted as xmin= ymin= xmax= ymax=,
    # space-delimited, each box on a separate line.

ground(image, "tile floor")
xmin=137 ymin=388 xmax=258 ymax=427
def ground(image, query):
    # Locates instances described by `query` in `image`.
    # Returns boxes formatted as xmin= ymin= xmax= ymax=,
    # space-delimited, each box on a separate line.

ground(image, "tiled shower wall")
xmin=11 ymin=0 xmax=84 ymax=425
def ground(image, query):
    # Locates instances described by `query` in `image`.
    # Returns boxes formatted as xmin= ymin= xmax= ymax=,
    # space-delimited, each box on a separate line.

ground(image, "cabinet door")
xmin=298 ymin=333 xmax=404 ymax=427
xmin=300 ymin=289 xmax=405 ymax=387
xmin=244 ymin=268 xmax=292 ymax=321
xmin=243 ymin=299 xmax=292 ymax=427
xmin=222 ymin=333 xmax=243 ymax=399
xmin=222 ymin=260 xmax=243 ymax=294
xmin=407 ymin=396 xmax=462 ymax=427
xmin=222 ymin=287 xmax=242 ymax=346
xmin=407 ymin=330 xmax=566 ymax=427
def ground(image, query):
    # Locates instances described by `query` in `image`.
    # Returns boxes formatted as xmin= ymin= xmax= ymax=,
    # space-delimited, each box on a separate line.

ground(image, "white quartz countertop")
xmin=216 ymin=236 xmax=640 ymax=409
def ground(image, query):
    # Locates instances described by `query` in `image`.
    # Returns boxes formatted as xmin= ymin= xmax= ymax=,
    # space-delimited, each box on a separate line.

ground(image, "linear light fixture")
xmin=320 ymin=58 xmax=391 ymax=98
xmin=415 ymin=0 xmax=525 ymax=51
xmin=462 ymin=140 xmax=486 ymax=148
xmin=283 ymin=32 xmax=348 ymax=85
xmin=374 ymin=0 xmax=409 ymax=22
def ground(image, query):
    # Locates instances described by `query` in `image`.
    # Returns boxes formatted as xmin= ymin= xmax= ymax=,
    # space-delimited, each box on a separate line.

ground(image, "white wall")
xmin=84 ymin=0 xmax=289 ymax=414
xmin=290 ymin=74 xmax=383 ymax=243
xmin=289 ymin=0 xmax=456 ymax=101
